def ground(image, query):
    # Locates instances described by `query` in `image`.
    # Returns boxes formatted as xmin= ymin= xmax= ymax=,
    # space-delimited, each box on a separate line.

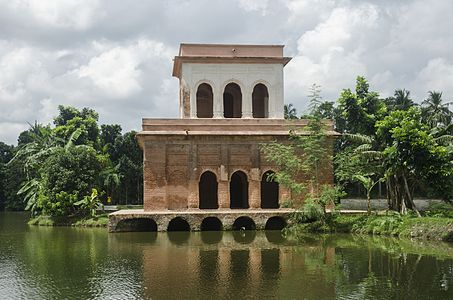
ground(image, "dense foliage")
xmin=0 ymin=105 xmax=143 ymax=217
xmin=278 ymin=76 xmax=453 ymax=216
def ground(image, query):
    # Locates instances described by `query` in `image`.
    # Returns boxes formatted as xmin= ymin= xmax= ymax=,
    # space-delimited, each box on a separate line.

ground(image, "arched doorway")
xmin=196 ymin=83 xmax=213 ymax=118
xmin=261 ymin=171 xmax=279 ymax=208
xmin=252 ymin=83 xmax=269 ymax=118
xmin=223 ymin=82 xmax=242 ymax=118
xmin=230 ymin=171 xmax=249 ymax=209
xmin=199 ymin=171 xmax=218 ymax=209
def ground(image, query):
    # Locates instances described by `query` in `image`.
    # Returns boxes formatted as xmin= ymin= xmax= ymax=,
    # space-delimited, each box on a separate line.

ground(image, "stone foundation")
xmin=108 ymin=209 xmax=293 ymax=232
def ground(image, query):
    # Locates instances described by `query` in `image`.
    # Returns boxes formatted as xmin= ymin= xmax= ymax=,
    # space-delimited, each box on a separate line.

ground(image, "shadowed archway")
xmin=199 ymin=171 xmax=218 ymax=209
xmin=252 ymin=83 xmax=269 ymax=118
xmin=223 ymin=83 xmax=242 ymax=118
xmin=230 ymin=171 xmax=249 ymax=209
xmin=265 ymin=216 xmax=286 ymax=230
xmin=116 ymin=218 xmax=157 ymax=232
xmin=196 ymin=83 xmax=213 ymax=118
xmin=200 ymin=217 xmax=223 ymax=231
xmin=167 ymin=217 xmax=190 ymax=232
xmin=261 ymin=171 xmax=279 ymax=208
xmin=232 ymin=216 xmax=256 ymax=230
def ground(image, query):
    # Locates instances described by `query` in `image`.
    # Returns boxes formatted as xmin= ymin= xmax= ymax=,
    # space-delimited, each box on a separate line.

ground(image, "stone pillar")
xmin=187 ymin=143 xmax=198 ymax=208
xmin=213 ymin=87 xmax=223 ymax=118
xmin=190 ymin=87 xmax=197 ymax=118
xmin=218 ymin=180 xmax=229 ymax=208
xmin=242 ymin=87 xmax=253 ymax=118
xmin=249 ymin=168 xmax=261 ymax=209
xmin=187 ymin=179 xmax=199 ymax=208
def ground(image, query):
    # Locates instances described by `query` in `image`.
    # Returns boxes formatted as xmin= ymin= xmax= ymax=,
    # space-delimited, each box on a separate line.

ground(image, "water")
xmin=1 ymin=212 xmax=453 ymax=300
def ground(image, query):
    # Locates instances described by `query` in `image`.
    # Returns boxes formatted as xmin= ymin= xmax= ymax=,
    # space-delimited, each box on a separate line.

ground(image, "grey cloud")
xmin=1 ymin=0 xmax=453 ymax=144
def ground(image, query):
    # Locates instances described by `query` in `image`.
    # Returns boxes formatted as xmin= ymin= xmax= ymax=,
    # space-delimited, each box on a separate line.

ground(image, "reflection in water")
xmin=200 ymin=230 xmax=223 ymax=244
xmin=167 ymin=231 xmax=190 ymax=245
xmin=265 ymin=230 xmax=285 ymax=244
xmin=1 ymin=213 xmax=453 ymax=299
xmin=233 ymin=229 xmax=256 ymax=244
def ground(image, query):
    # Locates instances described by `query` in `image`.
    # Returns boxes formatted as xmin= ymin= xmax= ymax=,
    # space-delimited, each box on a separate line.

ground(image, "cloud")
xmin=1 ymin=0 xmax=453 ymax=144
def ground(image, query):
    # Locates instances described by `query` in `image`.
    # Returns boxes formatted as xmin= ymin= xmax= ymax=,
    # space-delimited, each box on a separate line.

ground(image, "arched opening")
xmin=265 ymin=216 xmax=286 ymax=231
xmin=116 ymin=218 xmax=157 ymax=232
xmin=167 ymin=217 xmax=190 ymax=232
xmin=232 ymin=216 xmax=256 ymax=230
xmin=261 ymin=171 xmax=279 ymax=209
xmin=200 ymin=217 xmax=223 ymax=231
xmin=196 ymin=83 xmax=213 ymax=118
xmin=223 ymin=83 xmax=242 ymax=118
xmin=252 ymin=83 xmax=269 ymax=118
xmin=199 ymin=171 xmax=218 ymax=209
xmin=230 ymin=171 xmax=249 ymax=209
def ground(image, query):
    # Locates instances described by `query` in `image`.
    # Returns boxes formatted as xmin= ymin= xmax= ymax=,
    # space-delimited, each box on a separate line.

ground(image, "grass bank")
xmin=28 ymin=213 xmax=109 ymax=227
xmin=286 ymin=212 xmax=453 ymax=242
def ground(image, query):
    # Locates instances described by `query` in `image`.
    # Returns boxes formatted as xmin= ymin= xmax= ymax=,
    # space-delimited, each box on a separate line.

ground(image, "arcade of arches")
xmin=195 ymin=82 xmax=270 ymax=119
xmin=198 ymin=170 xmax=279 ymax=209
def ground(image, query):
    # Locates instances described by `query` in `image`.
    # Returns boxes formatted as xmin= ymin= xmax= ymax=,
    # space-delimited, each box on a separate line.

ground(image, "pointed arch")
xmin=230 ymin=171 xmax=249 ymax=209
xmin=223 ymin=82 xmax=242 ymax=118
xmin=252 ymin=83 xmax=269 ymax=118
xmin=196 ymin=83 xmax=213 ymax=118
xmin=199 ymin=171 xmax=218 ymax=209
xmin=261 ymin=170 xmax=279 ymax=208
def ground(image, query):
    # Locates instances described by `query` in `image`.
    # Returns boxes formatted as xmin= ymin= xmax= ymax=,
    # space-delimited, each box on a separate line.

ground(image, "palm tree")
xmin=284 ymin=103 xmax=298 ymax=119
xmin=8 ymin=126 xmax=83 ymax=214
xmin=421 ymin=91 xmax=452 ymax=128
xmin=394 ymin=89 xmax=415 ymax=110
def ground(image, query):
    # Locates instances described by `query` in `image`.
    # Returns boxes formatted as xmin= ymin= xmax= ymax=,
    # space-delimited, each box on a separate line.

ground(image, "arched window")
xmin=223 ymin=83 xmax=242 ymax=118
xmin=252 ymin=83 xmax=269 ymax=118
xmin=196 ymin=83 xmax=213 ymax=118
xmin=261 ymin=171 xmax=279 ymax=208
xmin=199 ymin=171 xmax=218 ymax=209
xmin=230 ymin=171 xmax=249 ymax=209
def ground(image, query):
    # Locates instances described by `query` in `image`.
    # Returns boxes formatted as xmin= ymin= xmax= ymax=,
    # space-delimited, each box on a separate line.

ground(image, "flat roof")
xmin=172 ymin=43 xmax=292 ymax=78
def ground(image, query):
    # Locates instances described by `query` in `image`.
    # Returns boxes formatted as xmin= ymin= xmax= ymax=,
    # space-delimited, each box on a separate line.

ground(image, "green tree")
xmin=284 ymin=103 xmax=298 ymax=119
xmin=421 ymin=91 xmax=452 ymax=129
xmin=384 ymin=89 xmax=416 ymax=112
xmin=0 ymin=141 xmax=14 ymax=210
xmin=53 ymin=105 xmax=100 ymax=148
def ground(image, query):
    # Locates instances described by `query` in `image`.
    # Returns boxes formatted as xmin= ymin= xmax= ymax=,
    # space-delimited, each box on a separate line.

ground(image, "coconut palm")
xmin=421 ymin=91 xmax=452 ymax=128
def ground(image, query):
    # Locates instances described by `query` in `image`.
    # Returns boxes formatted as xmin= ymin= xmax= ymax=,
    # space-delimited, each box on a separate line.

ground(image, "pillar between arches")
xmin=249 ymin=179 xmax=260 ymax=209
xmin=187 ymin=179 xmax=198 ymax=208
xmin=218 ymin=180 xmax=229 ymax=208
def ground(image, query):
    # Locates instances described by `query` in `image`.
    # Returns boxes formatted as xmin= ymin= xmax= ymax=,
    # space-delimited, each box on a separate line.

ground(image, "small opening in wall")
xmin=167 ymin=217 xmax=191 ymax=231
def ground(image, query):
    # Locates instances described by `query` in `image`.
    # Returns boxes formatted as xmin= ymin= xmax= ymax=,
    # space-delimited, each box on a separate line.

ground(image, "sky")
xmin=1 ymin=0 xmax=452 ymax=145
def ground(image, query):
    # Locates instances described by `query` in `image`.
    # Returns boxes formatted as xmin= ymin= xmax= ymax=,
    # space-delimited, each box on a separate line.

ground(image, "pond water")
xmin=1 ymin=212 xmax=453 ymax=299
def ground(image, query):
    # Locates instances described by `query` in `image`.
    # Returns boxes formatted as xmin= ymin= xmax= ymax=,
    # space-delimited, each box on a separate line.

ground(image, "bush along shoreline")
xmin=284 ymin=210 xmax=453 ymax=243
xmin=28 ymin=213 xmax=109 ymax=227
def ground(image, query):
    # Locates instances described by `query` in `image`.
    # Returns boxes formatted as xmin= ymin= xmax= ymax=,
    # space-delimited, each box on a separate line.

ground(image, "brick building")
xmin=135 ymin=43 xmax=334 ymax=214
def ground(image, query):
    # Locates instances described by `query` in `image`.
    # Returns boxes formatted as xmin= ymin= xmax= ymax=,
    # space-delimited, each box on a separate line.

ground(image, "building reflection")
xmin=120 ymin=231 xmax=337 ymax=299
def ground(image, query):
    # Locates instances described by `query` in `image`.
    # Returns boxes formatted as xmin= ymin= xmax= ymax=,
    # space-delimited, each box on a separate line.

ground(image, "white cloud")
xmin=7 ymin=0 xmax=102 ymax=30
xmin=412 ymin=58 xmax=453 ymax=100
xmin=1 ymin=0 xmax=453 ymax=144
xmin=237 ymin=0 xmax=269 ymax=15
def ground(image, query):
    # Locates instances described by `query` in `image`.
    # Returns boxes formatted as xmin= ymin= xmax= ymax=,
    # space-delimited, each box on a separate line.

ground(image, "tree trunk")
xmin=402 ymin=173 xmax=421 ymax=217
xmin=367 ymin=191 xmax=371 ymax=215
